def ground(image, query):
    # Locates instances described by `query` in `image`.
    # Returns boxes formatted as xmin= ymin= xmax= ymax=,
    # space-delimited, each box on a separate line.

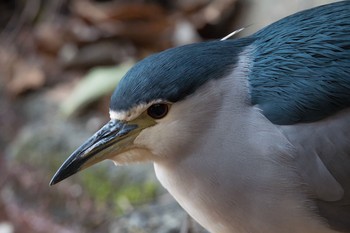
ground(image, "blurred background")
xmin=0 ymin=0 xmax=339 ymax=232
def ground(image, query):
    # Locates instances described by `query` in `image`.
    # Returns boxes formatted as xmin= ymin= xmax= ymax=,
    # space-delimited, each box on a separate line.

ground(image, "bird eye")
xmin=147 ymin=103 xmax=169 ymax=119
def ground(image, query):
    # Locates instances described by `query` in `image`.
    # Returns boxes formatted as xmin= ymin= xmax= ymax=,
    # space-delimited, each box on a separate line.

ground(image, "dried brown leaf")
xmin=7 ymin=61 xmax=45 ymax=95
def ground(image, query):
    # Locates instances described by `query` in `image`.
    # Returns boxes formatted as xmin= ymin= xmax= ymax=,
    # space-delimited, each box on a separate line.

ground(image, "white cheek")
xmin=134 ymin=120 xmax=191 ymax=158
xmin=133 ymin=81 xmax=222 ymax=159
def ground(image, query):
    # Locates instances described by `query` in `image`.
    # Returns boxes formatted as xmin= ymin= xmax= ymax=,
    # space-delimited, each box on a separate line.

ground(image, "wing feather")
xmin=279 ymin=108 xmax=350 ymax=232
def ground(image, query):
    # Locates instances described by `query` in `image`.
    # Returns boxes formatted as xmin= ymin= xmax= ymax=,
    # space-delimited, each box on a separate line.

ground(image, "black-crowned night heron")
xmin=51 ymin=1 xmax=350 ymax=233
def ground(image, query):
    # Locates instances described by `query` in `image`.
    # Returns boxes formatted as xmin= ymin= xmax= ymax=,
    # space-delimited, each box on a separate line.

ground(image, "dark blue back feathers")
xmin=249 ymin=1 xmax=350 ymax=124
xmin=110 ymin=38 xmax=253 ymax=111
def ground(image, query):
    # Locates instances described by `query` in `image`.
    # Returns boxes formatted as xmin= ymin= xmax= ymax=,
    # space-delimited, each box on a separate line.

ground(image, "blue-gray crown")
xmin=110 ymin=38 xmax=254 ymax=111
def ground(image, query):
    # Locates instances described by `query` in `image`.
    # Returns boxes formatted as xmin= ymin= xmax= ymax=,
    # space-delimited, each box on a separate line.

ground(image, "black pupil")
xmin=147 ymin=104 xmax=168 ymax=119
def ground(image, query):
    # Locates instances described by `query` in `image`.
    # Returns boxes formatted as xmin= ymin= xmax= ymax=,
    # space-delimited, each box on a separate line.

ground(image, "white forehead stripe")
xmin=109 ymin=99 xmax=165 ymax=121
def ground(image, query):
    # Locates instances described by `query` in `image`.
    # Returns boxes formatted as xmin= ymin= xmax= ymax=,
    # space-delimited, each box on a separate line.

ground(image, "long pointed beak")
xmin=50 ymin=120 xmax=138 ymax=185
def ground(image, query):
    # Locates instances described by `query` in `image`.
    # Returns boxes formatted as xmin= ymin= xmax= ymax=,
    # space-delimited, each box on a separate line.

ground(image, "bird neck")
xmin=152 ymin=47 xmax=335 ymax=233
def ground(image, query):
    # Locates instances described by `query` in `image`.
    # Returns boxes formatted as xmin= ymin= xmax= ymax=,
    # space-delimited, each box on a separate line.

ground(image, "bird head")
xmin=50 ymin=39 xmax=253 ymax=185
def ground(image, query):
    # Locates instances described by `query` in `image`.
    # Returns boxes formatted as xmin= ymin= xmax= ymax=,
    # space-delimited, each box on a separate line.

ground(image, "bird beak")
xmin=50 ymin=119 xmax=139 ymax=186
